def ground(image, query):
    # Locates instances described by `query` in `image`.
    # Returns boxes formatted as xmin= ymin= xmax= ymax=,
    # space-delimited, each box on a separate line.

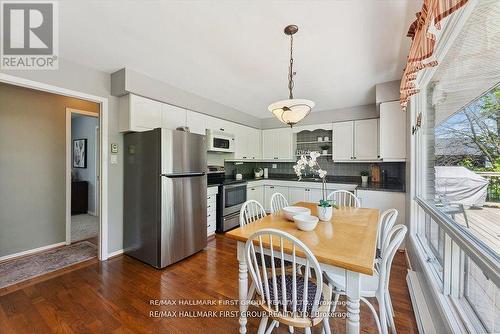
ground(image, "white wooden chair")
xmin=376 ymin=209 xmax=399 ymax=263
xmin=245 ymin=228 xmax=333 ymax=334
xmin=327 ymin=225 xmax=407 ymax=334
xmin=270 ymin=192 xmax=289 ymax=213
xmin=327 ymin=190 xmax=361 ymax=207
xmin=240 ymin=200 xmax=267 ymax=226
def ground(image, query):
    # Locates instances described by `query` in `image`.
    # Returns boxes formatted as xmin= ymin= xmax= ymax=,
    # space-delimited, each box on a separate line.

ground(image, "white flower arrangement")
xmin=293 ymin=151 xmax=334 ymax=207
xmin=293 ymin=151 xmax=327 ymax=181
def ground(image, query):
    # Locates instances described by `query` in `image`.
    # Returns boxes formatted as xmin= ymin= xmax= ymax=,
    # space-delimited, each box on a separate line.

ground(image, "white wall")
xmin=1 ymin=59 xmax=124 ymax=254
xmin=72 ymin=115 xmax=99 ymax=215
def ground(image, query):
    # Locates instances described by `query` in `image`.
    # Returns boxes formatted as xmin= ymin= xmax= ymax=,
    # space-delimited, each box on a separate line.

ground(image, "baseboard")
xmin=87 ymin=211 xmax=97 ymax=216
xmin=0 ymin=242 xmax=66 ymax=263
xmin=407 ymin=270 xmax=437 ymax=334
xmin=108 ymin=249 xmax=124 ymax=259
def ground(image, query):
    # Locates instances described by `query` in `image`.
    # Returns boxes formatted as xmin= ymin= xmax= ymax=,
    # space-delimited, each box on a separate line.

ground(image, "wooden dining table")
xmin=225 ymin=202 xmax=380 ymax=334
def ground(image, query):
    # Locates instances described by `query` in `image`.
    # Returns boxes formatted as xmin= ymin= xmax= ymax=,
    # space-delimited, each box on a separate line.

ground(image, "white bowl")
xmin=282 ymin=206 xmax=311 ymax=221
xmin=293 ymin=214 xmax=319 ymax=231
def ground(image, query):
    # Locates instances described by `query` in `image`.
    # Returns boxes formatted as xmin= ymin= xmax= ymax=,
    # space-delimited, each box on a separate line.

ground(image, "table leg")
xmin=345 ymin=270 xmax=361 ymax=334
xmin=237 ymin=241 xmax=248 ymax=334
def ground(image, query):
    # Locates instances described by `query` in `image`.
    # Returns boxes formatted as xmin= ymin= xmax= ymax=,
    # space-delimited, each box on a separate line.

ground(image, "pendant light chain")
xmin=288 ymin=34 xmax=295 ymax=100
xmin=268 ymin=24 xmax=314 ymax=127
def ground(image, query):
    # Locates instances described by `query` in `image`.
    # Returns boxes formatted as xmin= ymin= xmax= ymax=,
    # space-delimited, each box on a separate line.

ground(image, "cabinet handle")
xmin=208 ymin=214 xmax=211 ymax=217
xmin=251 ymin=188 xmax=255 ymax=190
xmin=220 ymin=128 xmax=224 ymax=131
xmin=243 ymin=156 xmax=247 ymax=159
xmin=270 ymin=186 xmax=274 ymax=189
xmin=274 ymin=157 xmax=278 ymax=159
xmin=208 ymin=205 xmax=211 ymax=208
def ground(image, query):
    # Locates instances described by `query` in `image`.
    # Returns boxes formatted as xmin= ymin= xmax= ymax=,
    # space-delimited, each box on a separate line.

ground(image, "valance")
xmin=400 ymin=0 xmax=469 ymax=110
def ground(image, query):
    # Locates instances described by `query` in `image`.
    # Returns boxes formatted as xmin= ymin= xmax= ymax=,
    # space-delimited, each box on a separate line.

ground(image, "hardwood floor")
xmin=0 ymin=235 xmax=418 ymax=333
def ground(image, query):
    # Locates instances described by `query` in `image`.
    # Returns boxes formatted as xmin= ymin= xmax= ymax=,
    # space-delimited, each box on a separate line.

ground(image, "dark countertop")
xmin=232 ymin=174 xmax=405 ymax=193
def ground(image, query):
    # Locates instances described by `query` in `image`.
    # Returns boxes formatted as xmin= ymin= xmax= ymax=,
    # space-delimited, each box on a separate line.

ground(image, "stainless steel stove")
xmin=207 ymin=166 xmax=247 ymax=232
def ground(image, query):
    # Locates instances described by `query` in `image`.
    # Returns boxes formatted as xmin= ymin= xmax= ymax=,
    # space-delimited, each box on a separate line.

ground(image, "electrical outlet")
xmin=272 ymin=164 xmax=277 ymax=169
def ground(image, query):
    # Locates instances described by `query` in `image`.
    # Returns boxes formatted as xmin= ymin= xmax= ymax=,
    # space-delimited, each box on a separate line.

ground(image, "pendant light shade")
xmin=268 ymin=98 xmax=315 ymax=126
xmin=268 ymin=24 xmax=314 ymax=127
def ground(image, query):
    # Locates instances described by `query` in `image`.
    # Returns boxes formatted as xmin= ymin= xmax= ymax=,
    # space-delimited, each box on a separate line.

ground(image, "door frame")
xmin=66 ymin=108 xmax=99 ymax=246
xmin=0 ymin=73 xmax=109 ymax=261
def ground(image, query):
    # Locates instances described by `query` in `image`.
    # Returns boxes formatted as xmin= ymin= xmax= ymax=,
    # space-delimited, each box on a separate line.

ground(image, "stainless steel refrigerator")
xmin=124 ymin=128 xmax=207 ymax=268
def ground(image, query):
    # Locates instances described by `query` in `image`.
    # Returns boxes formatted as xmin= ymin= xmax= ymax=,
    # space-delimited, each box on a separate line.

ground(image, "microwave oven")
xmin=206 ymin=129 xmax=235 ymax=152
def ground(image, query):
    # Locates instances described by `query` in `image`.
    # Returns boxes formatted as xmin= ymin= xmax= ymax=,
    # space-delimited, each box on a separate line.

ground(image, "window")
xmin=412 ymin=0 xmax=500 ymax=331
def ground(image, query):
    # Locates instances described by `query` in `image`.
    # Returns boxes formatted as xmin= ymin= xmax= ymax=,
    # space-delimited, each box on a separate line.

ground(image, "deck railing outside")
xmin=477 ymin=172 xmax=500 ymax=204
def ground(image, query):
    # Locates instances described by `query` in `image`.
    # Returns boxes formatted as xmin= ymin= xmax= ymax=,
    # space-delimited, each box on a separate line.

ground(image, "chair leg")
xmin=304 ymin=327 xmax=312 ymax=334
xmin=257 ymin=316 xmax=269 ymax=334
xmin=265 ymin=320 xmax=279 ymax=334
xmin=361 ymin=296 xmax=382 ymax=334
xmin=385 ymin=293 xmax=396 ymax=333
xmin=248 ymin=282 xmax=256 ymax=301
xmin=288 ymin=325 xmax=294 ymax=333
xmin=323 ymin=317 xmax=331 ymax=334
xmin=330 ymin=289 xmax=341 ymax=313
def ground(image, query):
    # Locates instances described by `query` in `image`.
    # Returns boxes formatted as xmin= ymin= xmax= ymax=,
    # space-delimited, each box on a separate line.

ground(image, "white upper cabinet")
xmin=380 ymin=101 xmax=407 ymax=161
xmin=161 ymin=103 xmax=186 ymax=130
xmin=262 ymin=128 xmax=293 ymax=160
xmin=119 ymin=94 xmax=162 ymax=132
xmin=186 ymin=110 xmax=208 ymax=135
xmin=332 ymin=121 xmax=354 ymax=160
xmin=332 ymin=119 xmax=379 ymax=161
xmin=353 ymin=118 xmax=379 ymax=160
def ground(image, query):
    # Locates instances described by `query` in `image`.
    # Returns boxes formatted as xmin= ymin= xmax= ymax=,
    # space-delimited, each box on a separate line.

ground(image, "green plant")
xmin=320 ymin=145 xmax=330 ymax=151
xmin=318 ymin=199 xmax=338 ymax=209
xmin=360 ymin=170 xmax=369 ymax=176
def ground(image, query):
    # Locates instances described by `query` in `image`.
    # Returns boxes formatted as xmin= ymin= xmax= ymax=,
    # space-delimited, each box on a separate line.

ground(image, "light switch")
xmin=111 ymin=154 xmax=118 ymax=165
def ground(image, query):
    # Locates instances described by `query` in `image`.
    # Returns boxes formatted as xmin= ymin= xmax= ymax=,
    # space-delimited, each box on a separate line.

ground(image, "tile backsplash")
xmin=225 ymin=158 xmax=405 ymax=183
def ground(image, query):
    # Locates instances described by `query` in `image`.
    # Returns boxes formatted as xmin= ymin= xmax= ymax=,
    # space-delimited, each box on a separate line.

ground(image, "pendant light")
xmin=268 ymin=24 xmax=314 ymax=127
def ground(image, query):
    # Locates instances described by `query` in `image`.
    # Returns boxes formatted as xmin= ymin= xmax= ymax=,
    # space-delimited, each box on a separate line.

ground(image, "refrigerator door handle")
xmin=161 ymin=172 xmax=206 ymax=178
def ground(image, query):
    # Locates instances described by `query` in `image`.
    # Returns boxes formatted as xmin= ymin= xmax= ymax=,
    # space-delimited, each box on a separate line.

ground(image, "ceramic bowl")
xmin=282 ymin=206 xmax=311 ymax=221
xmin=293 ymin=214 xmax=319 ymax=231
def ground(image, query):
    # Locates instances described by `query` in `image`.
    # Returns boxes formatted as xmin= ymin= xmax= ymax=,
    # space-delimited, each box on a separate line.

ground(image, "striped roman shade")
xmin=400 ymin=0 xmax=470 ymax=110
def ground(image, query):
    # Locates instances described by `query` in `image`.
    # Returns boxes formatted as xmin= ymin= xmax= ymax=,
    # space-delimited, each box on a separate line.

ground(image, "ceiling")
xmin=58 ymin=0 xmax=420 ymax=119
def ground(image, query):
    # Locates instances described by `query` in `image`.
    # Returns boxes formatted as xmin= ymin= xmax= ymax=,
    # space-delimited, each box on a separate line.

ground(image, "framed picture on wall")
xmin=73 ymin=138 xmax=87 ymax=168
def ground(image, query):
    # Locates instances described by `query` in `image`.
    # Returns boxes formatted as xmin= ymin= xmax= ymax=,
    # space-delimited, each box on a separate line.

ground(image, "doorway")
xmin=66 ymin=109 xmax=100 ymax=247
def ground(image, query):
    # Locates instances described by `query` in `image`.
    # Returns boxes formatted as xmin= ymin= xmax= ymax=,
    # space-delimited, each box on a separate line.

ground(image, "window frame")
xmin=408 ymin=0 xmax=500 ymax=331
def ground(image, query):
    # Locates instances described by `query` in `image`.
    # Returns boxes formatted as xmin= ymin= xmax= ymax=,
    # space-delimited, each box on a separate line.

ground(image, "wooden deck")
xmin=454 ymin=206 xmax=500 ymax=254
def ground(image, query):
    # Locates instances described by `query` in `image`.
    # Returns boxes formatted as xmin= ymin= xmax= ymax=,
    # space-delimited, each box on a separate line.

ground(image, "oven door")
xmin=222 ymin=183 xmax=247 ymax=216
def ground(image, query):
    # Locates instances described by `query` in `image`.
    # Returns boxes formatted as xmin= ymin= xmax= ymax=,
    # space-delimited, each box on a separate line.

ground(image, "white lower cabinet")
xmin=264 ymin=185 xmax=289 ymax=211
xmin=289 ymin=187 xmax=325 ymax=203
xmin=207 ymin=187 xmax=218 ymax=236
xmin=247 ymin=185 xmax=264 ymax=205
xmin=289 ymin=187 xmax=307 ymax=203
xmin=356 ymin=190 xmax=406 ymax=247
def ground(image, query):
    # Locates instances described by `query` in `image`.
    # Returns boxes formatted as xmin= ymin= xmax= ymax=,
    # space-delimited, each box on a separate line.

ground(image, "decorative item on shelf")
xmin=268 ymin=25 xmax=314 ymax=127
xmin=263 ymin=168 xmax=269 ymax=179
xmin=320 ymin=145 xmax=329 ymax=155
xmin=360 ymin=170 xmax=369 ymax=184
xmin=317 ymin=136 xmax=323 ymax=142
xmin=293 ymin=151 xmax=338 ymax=222
xmin=324 ymin=136 xmax=329 ymax=141
xmin=253 ymin=168 xmax=263 ymax=179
